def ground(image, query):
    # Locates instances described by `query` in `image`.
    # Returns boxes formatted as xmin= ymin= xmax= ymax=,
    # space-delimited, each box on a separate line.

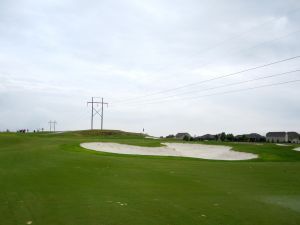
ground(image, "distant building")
xmin=235 ymin=135 xmax=246 ymax=141
xmin=266 ymin=132 xmax=300 ymax=143
xmin=287 ymin=132 xmax=300 ymax=143
xmin=198 ymin=134 xmax=216 ymax=141
xmin=266 ymin=132 xmax=287 ymax=143
xmin=246 ymin=133 xmax=265 ymax=142
xmin=235 ymin=133 xmax=264 ymax=142
xmin=175 ymin=133 xmax=191 ymax=140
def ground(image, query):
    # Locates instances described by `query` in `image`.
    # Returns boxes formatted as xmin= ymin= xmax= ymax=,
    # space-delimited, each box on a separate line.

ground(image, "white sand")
xmin=145 ymin=136 xmax=160 ymax=139
xmin=276 ymin=144 xmax=291 ymax=147
xmin=294 ymin=147 xmax=300 ymax=151
xmin=80 ymin=142 xmax=257 ymax=160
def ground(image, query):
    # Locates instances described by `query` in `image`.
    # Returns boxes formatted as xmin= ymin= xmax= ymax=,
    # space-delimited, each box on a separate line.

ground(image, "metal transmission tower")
xmin=87 ymin=97 xmax=108 ymax=130
xmin=53 ymin=121 xmax=57 ymax=132
xmin=48 ymin=120 xmax=52 ymax=132
xmin=48 ymin=120 xmax=57 ymax=132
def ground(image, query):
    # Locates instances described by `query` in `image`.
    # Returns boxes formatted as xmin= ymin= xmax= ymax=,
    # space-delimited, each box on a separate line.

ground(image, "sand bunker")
xmin=145 ymin=136 xmax=160 ymax=139
xmin=294 ymin=147 xmax=300 ymax=151
xmin=80 ymin=142 xmax=257 ymax=160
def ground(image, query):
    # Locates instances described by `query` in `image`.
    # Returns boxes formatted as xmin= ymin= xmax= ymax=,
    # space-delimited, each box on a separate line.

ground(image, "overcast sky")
xmin=0 ymin=0 xmax=300 ymax=136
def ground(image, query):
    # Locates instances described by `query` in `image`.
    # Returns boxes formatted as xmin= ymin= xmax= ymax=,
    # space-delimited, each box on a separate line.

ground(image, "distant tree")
xmin=190 ymin=137 xmax=194 ymax=141
xmin=235 ymin=135 xmax=248 ymax=142
xmin=260 ymin=137 xmax=266 ymax=142
xmin=226 ymin=133 xmax=234 ymax=142
xmin=166 ymin=134 xmax=175 ymax=139
xmin=194 ymin=136 xmax=201 ymax=141
xmin=220 ymin=132 xmax=226 ymax=141
xmin=249 ymin=138 xmax=255 ymax=142
xmin=183 ymin=135 xmax=190 ymax=141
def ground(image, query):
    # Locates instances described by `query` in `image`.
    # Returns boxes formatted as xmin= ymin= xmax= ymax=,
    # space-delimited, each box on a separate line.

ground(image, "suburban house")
xmin=235 ymin=133 xmax=265 ymax=142
xmin=266 ymin=132 xmax=300 ymax=143
xmin=175 ymin=133 xmax=191 ymax=140
xmin=266 ymin=132 xmax=287 ymax=143
xmin=245 ymin=133 xmax=265 ymax=142
xmin=287 ymin=132 xmax=300 ymax=143
xmin=198 ymin=134 xmax=216 ymax=141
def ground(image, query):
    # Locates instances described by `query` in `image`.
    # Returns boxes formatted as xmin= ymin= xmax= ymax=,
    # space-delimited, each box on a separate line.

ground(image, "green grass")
xmin=0 ymin=130 xmax=300 ymax=225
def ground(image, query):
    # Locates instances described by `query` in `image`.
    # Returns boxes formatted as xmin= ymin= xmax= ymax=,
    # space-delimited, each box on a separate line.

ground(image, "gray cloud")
xmin=0 ymin=0 xmax=300 ymax=135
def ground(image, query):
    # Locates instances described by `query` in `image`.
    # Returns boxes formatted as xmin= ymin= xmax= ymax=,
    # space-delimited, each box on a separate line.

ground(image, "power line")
xmin=188 ymin=7 xmax=300 ymax=58
xmin=120 ymin=69 xmax=300 ymax=105
xmin=48 ymin=121 xmax=52 ymax=132
xmin=138 ymin=7 xmax=300 ymax=86
xmin=53 ymin=121 xmax=57 ymax=132
xmin=121 ymin=79 xmax=300 ymax=107
xmin=187 ymin=79 xmax=300 ymax=101
xmin=114 ymin=55 xmax=300 ymax=104
xmin=48 ymin=120 xmax=57 ymax=132
xmin=113 ymin=9 xmax=300 ymax=104
xmin=87 ymin=97 xmax=109 ymax=130
xmin=188 ymin=28 xmax=300 ymax=75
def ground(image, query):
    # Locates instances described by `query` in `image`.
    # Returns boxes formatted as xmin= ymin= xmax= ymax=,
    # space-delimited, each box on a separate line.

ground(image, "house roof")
xmin=246 ymin=133 xmax=264 ymax=139
xmin=199 ymin=134 xmax=215 ymax=139
xmin=235 ymin=133 xmax=264 ymax=139
xmin=176 ymin=133 xmax=191 ymax=137
xmin=287 ymin=132 xmax=299 ymax=139
xmin=266 ymin=132 xmax=286 ymax=138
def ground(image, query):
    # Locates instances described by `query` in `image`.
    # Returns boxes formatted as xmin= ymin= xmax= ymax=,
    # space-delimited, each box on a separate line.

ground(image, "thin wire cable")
xmin=113 ymin=9 xmax=300 ymax=104
xmin=113 ymin=79 xmax=300 ymax=108
xmin=185 ymin=79 xmax=300 ymax=101
xmin=118 ymin=69 xmax=300 ymax=105
xmin=185 ymin=28 xmax=300 ymax=75
xmin=141 ymin=7 xmax=300 ymax=85
xmin=113 ymin=55 xmax=300 ymax=104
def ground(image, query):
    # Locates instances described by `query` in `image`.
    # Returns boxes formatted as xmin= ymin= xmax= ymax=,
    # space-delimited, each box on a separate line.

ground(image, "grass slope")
xmin=0 ymin=130 xmax=300 ymax=225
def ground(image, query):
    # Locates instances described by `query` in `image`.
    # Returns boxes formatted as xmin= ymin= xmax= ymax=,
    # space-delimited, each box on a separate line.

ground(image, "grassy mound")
xmin=0 ymin=132 xmax=300 ymax=225
xmin=66 ymin=129 xmax=144 ymax=137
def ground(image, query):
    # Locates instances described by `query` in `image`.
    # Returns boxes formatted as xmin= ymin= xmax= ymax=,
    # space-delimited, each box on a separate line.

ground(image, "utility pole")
xmin=87 ymin=97 xmax=100 ymax=130
xmin=87 ymin=97 xmax=108 ymax=130
xmin=48 ymin=120 xmax=57 ymax=132
xmin=101 ymin=97 xmax=108 ymax=130
xmin=49 ymin=120 xmax=52 ymax=132
xmin=53 ymin=121 xmax=57 ymax=132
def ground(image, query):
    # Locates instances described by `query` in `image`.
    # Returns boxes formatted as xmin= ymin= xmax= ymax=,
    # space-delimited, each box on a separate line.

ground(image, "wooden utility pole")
xmin=53 ymin=121 xmax=57 ymax=132
xmin=48 ymin=120 xmax=57 ymax=132
xmin=48 ymin=120 xmax=52 ymax=132
xmin=87 ymin=97 xmax=108 ymax=130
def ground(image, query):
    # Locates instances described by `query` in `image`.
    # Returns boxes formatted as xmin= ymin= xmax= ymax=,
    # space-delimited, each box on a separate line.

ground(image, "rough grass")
xmin=0 ymin=130 xmax=300 ymax=225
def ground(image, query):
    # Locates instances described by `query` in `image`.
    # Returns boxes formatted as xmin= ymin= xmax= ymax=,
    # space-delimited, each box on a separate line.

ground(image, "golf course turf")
xmin=0 ymin=130 xmax=300 ymax=225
